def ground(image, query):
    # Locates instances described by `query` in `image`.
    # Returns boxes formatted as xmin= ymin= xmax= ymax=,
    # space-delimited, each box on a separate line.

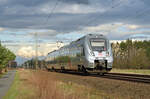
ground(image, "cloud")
xmin=28 ymin=29 xmax=57 ymax=38
xmin=1 ymin=0 xmax=150 ymax=57
xmin=0 ymin=27 xmax=4 ymax=31
xmin=83 ymin=23 xmax=121 ymax=32
xmin=0 ymin=0 xmax=149 ymax=39
xmin=17 ymin=46 xmax=42 ymax=58
xmin=81 ymin=23 xmax=149 ymax=40
xmin=39 ymin=43 xmax=58 ymax=56
xmin=82 ymin=23 xmax=129 ymax=35
xmin=41 ymin=4 xmax=105 ymax=14
xmin=125 ymin=24 xmax=139 ymax=30
xmin=16 ymin=43 xmax=65 ymax=58
xmin=61 ymin=0 xmax=89 ymax=5
xmin=0 ymin=0 xmax=149 ymax=31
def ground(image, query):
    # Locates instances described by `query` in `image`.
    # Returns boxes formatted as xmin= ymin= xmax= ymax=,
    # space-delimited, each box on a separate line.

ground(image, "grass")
xmin=0 ymin=74 xmax=3 ymax=78
xmin=58 ymin=81 xmax=109 ymax=99
xmin=27 ymin=70 xmax=91 ymax=99
xmin=52 ymin=70 xmax=150 ymax=99
xmin=3 ymin=70 xmax=35 ymax=99
xmin=3 ymin=69 xmax=108 ymax=99
xmin=111 ymin=68 xmax=150 ymax=75
xmin=4 ymin=71 xmax=20 ymax=99
xmin=4 ymin=69 xmax=150 ymax=99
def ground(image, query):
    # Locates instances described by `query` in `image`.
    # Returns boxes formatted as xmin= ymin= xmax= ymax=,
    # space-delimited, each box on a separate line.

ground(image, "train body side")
xmin=45 ymin=34 xmax=113 ymax=73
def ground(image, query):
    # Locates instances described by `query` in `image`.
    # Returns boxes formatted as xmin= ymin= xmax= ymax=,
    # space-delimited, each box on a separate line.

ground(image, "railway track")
xmin=47 ymin=69 xmax=150 ymax=84
xmin=100 ymin=73 xmax=150 ymax=84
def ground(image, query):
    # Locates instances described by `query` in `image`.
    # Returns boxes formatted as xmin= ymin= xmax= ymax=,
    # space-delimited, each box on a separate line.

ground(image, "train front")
xmin=85 ymin=35 xmax=113 ymax=72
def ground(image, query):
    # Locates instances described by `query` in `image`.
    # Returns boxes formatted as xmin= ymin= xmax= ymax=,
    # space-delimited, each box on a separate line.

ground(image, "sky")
xmin=0 ymin=0 xmax=150 ymax=61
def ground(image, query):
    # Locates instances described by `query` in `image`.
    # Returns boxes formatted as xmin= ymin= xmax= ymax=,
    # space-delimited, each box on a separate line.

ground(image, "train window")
xmin=83 ymin=48 xmax=85 ymax=56
xmin=91 ymin=41 xmax=105 ymax=47
xmin=81 ymin=47 xmax=85 ymax=56
xmin=107 ymin=40 xmax=110 ymax=49
xmin=90 ymin=39 xmax=107 ymax=52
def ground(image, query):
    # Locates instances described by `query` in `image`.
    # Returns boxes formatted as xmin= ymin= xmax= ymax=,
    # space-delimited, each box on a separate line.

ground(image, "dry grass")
xmin=4 ymin=70 xmax=35 ymax=99
xmin=29 ymin=71 xmax=66 ymax=99
xmin=7 ymin=69 xmax=150 ymax=99
xmin=17 ymin=69 xmax=108 ymax=99
xmin=6 ymin=69 xmax=94 ymax=99
xmin=23 ymin=70 xmax=93 ymax=99
xmin=49 ymin=71 xmax=150 ymax=99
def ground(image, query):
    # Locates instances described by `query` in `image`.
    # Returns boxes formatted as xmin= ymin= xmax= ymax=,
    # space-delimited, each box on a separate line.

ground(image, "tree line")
xmin=0 ymin=43 xmax=16 ymax=73
xmin=112 ymin=40 xmax=150 ymax=69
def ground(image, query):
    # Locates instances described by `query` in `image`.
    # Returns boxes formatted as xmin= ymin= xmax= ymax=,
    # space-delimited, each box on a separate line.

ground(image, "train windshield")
xmin=90 ymin=39 xmax=106 ymax=52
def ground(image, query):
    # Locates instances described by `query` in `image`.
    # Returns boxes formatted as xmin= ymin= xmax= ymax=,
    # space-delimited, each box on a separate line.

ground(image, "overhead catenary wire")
xmin=79 ymin=0 xmax=150 ymax=35
xmin=84 ymin=0 xmax=147 ymax=27
xmin=33 ymin=0 xmax=61 ymax=69
xmin=123 ymin=5 xmax=150 ymax=21
xmin=44 ymin=0 xmax=66 ymax=49
xmin=82 ymin=0 xmax=124 ymax=27
xmin=45 ymin=0 xmax=60 ymax=25
xmin=60 ymin=0 xmax=125 ymax=43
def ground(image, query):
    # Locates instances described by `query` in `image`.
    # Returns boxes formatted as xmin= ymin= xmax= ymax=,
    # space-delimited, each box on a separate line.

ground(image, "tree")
xmin=0 ymin=43 xmax=16 ymax=73
xmin=112 ymin=40 xmax=150 ymax=69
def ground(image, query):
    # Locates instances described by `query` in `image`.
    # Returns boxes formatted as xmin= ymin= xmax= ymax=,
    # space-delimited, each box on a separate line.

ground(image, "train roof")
xmin=86 ymin=34 xmax=107 ymax=39
xmin=47 ymin=34 xmax=107 ymax=55
xmin=70 ymin=34 xmax=106 ymax=44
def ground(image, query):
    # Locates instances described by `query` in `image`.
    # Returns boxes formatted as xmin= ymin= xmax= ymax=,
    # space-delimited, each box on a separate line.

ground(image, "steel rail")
xmin=47 ymin=69 xmax=150 ymax=84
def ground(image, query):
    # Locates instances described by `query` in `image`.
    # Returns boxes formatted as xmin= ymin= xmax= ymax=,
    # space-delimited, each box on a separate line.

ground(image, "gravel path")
xmin=0 ymin=70 xmax=16 ymax=99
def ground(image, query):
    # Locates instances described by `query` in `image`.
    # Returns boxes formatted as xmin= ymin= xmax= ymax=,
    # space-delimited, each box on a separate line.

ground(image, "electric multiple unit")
xmin=45 ymin=34 xmax=113 ymax=74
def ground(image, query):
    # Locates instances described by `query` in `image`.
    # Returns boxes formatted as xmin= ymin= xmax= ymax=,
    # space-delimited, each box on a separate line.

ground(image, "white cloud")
xmin=57 ymin=4 xmax=105 ymax=14
xmin=17 ymin=43 xmax=65 ymax=58
xmin=125 ymin=24 xmax=140 ymax=30
xmin=82 ymin=23 xmax=143 ymax=33
xmin=0 ymin=27 xmax=4 ymax=31
xmin=81 ymin=23 xmax=147 ymax=39
xmin=82 ymin=23 xmax=124 ymax=35
xmin=40 ymin=3 xmax=105 ymax=14
xmin=17 ymin=46 xmax=42 ymax=58
xmin=39 ymin=43 xmax=65 ymax=55
xmin=39 ymin=43 xmax=58 ymax=56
